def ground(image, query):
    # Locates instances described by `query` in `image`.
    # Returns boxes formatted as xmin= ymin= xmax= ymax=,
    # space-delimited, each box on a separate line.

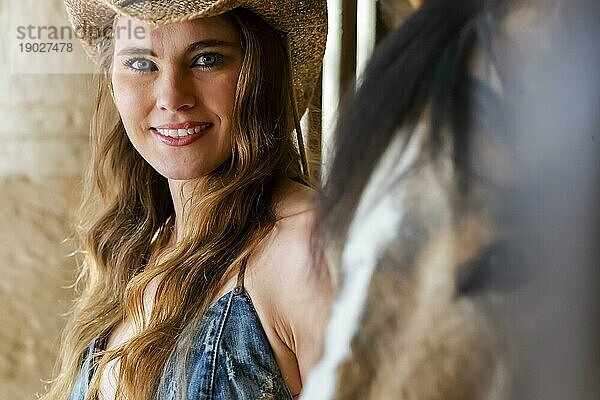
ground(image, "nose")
xmin=155 ymin=68 xmax=196 ymax=112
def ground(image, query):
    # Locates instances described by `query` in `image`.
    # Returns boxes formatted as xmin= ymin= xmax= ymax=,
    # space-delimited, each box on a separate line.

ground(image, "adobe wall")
xmin=0 ymin=0 xmax=94 ymax=397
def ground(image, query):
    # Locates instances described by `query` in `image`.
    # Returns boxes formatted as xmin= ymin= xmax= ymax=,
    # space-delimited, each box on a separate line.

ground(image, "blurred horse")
xmin=304 ymin=0 xmax=599 ymax=399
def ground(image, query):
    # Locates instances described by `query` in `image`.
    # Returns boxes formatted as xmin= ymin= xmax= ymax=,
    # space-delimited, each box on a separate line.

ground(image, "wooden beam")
xmin=339 ymin=0 xmax=357 ymax=95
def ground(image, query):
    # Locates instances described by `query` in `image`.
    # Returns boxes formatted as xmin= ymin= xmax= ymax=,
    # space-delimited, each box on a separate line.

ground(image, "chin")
xmin=156 ymin=165 xmax=215 ymax=181
xmin=152 ymin=158 xmax=229 ymax=181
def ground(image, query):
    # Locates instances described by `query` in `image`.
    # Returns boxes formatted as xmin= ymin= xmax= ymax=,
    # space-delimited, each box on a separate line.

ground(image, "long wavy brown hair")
xmin=43 ymin=8 xmax=307 ymax=400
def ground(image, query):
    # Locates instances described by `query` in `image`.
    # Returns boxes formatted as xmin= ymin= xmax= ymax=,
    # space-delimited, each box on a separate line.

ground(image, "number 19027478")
xmin=19 ymin=42 xmax=73 ymax=52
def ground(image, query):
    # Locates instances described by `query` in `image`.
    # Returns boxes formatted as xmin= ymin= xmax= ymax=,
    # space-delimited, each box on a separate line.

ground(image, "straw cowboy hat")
xmin=63 ymin=0 xmax=327 ymax=119
xmin=64 ymin=0 xmax=327 ymax=178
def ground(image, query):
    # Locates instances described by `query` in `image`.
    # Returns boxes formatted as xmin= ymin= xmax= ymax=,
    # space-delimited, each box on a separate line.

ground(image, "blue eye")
xmin=193 ymin=53 xmax=224 ymax=68
xmin=123 ymin=58 xmax=157 ymax=73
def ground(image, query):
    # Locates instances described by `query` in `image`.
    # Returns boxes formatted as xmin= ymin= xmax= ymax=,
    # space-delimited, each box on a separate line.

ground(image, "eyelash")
xmin=122 ymin=58 xmax=156 ymax=74
xmin=122 ymin=53 xmax=225 ymax=74
xmin=192 ymin=53 xmax=225 ymax=69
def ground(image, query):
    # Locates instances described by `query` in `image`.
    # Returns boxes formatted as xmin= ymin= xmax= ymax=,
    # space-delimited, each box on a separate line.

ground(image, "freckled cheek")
xmin=112 ymin=76 xmax=152 ymax=133
xmin=207 ymin=73 xmax=241 ymax=124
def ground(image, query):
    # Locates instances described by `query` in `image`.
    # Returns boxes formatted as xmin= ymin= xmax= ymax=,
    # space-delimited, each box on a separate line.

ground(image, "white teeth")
xmin=155 ymin=125 xmax=210 ymax=138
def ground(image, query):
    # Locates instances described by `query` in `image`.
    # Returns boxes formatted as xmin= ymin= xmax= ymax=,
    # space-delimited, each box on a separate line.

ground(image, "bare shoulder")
xmin=243 ymin=179 xmax=318 ymax=279
xmin=246 ymin=179 xmax=333 ymax=380
xmin=274 ymin=179 xmax=318 ymax=220
xmin=268 ymin=179 xmax=324 ymax=284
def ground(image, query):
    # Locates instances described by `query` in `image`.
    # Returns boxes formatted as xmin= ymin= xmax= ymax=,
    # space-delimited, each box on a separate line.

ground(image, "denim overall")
xmin=69 ymin=266 xmax=294 ymax=400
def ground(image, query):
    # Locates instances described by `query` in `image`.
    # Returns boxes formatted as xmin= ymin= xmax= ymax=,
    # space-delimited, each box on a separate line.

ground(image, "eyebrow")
xmin=116 ymin=39 xmax=239 ymax=57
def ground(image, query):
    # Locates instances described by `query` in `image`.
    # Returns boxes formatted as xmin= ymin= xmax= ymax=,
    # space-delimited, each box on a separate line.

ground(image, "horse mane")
xmin=307 ymin=0 xmax=600 ymax=398
xmin=305 ymin=1 xmax=521 ymax=399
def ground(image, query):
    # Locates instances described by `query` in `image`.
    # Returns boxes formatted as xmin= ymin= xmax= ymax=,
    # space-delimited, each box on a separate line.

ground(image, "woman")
xmin=44 ymin=1 xmax=331 ymax=399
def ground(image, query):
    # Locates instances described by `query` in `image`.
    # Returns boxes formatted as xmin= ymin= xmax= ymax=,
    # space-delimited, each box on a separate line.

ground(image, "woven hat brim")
xmin=64 ymin=0 xmax=327 ymax=115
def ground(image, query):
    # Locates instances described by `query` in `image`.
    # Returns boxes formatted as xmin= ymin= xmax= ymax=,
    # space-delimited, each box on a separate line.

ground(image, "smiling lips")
xmin=151 ymin=122 xmax=213 ymax=147
xmin=152 ymin=122 xmax=213 ymax=138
